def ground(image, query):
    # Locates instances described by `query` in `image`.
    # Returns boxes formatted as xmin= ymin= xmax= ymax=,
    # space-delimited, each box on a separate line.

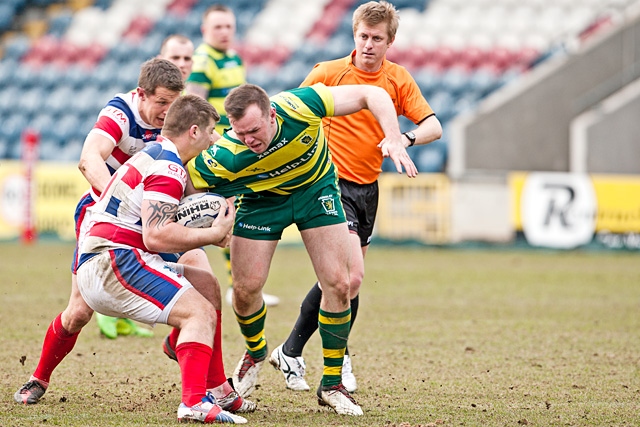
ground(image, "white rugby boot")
xmin=269 ymin=344 xmax=310 ymax=391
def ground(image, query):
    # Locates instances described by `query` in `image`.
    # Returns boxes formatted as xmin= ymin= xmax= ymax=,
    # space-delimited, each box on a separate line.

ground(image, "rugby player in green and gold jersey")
xmin=186 ymin=82 xmax=416 ymax=416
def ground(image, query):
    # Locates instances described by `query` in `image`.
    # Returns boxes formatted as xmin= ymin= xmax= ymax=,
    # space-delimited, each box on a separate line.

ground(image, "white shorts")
xmin=76 ymin=248 xmax=192 ymax=325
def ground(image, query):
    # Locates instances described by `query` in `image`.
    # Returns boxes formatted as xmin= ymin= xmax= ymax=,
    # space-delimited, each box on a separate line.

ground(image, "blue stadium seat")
xmin=274 ymin=59 xmax=308 ymax=90
xmin=467 ymin=68 xmax=500 ymax=98
xmin=38 ymin=136 xmax=61 ymax=160
xmin=51 ymin=114 xmax=81 ymax=146
xmin=0 ymin=4 xmax=16 ymax=33
xmin=0 ymin=113 xmax=28 ymax=142
xmin=116 ymin=59 xmax=142 ymax=89
xmin=0 ymin=59 xmax=16 ymax=89
xmin=5 ymin=0 xmax=26 ymax=9
xmin=246 ymin=64 xmax=277 ymax=91
xmin=16 ymin=87 xmax=43 ymax=119
xmin=398 ymin=115 xmax=414 ymax=133
xmin=152 ymin=14 xmax=181 ymax=40
xmin=27 ymin=113 xmax=56 ymax=135
xmin=79 ymin=115 xmax=97 ymax=140
xmin=414 ymin=67 xmax=443 ymax=99
xmin=0 ymin=137 xmax=8 ymax=158
xmin=428 ymin=90 xmax=455 ymax=123
xmin=452 ymin=92 xmax=481 ymax=117
xmin=3 ymin=35 xmax=31 ymax=61
xmin=439 ymin=67 xmax=472 ymax=97
xmin=139 ymin=32 xmax=164 ymax=61
xmin=323 ymin=32 xmax=354 ymax=62
xmin=92 ymin=58 xmax=120 ymax=90
xmin=13 ymin=64 xmax=40 ymax=90
xmin=0 ymin=86 xmax=20 ymax=117
xmin=72 ymin=86 xmax=104 ymax=118
xmin=93 ymin=0 xmax=114 ymax=10
xmin=63 ymin=65 xmax=91 ymax=90
xmin=39 ymin=64 xmax=65 ymax=91
xmin=414 ymin=140 xmax=448 ymax=173
xmin=47 ymin=10 xmax=73 ymax=37
xmin=7 ymin=138 xmax=23 ymax=159
xmin=44 ymin=85 xmax=75 ymax=116
xmin=31 ymin=0 xmax=58 ymax=6
xmin=107 ymin=41 xmax=142 ymax=65
xmin=57 ymin=138 xmax=84 ymax=161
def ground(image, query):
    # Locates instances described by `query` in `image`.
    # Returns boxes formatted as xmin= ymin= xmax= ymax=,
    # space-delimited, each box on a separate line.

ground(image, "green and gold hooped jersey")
xmin=188 ymin=83 xmax=336 ymax=197
xmin=186 ymin=43 xmax=245 ymax=134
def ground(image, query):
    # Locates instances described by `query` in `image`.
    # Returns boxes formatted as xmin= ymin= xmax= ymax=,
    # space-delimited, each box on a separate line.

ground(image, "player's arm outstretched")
xmin=327 ymin=84 xmax=417 ymax=178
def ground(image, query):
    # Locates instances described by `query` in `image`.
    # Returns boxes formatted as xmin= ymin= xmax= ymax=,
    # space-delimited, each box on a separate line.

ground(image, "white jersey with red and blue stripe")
xmin=77 ymin=136 xmax=186 ymax=268
xmin=88 ymin=90 xmax=162 ymax=200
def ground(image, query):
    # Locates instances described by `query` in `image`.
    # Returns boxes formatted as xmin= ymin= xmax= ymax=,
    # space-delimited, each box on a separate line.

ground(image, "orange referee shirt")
xmin=300 ymin=51 xmax=434 ymax=185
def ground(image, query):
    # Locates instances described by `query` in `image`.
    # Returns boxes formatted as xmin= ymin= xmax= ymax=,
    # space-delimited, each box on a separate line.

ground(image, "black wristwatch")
xmin=403 ymin=131 xmax=416 ymax=147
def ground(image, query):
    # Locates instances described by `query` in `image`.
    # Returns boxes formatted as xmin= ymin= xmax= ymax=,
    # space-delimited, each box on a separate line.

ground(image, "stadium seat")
xmin=440 ymin=66 xmax=473 ymax=97
xmin=414 ymin=140 xmax=448 ymax=173
xmin=0 ymin=113 xmax=28 ymax=142
xmin=427 ymin=90 xmax=455 ymax=123
xmin=43 ymin=84 xmax=76 ymax=116
xmin=0 ymin=4 xmax=16 ymax=33
xmin=51 ymin=114 xmax=81 ymax=146
xmin=58 ymin=138 xmax=84 ymax=161
xmin=414 ymin=67 xmax=442 ymax=98
xmin=0 ymin=138 xmax=8 ymax=159
xmin=3 ymin=35 xmax=31 ymax=62
xmin=0 ymin=60 xmax=14 ymax=89
xmin=467 ymin=67 xmax=500 ymax=97
xmin=47 ymin=9 xmax=74 ymax=37
xmin=16 ymin=87 xmax=43 ymax=119
xmin=38 ymin=136 xmax=62 ymax=161
xmin=13 ymin=64 xmax=42 ymax=90
xmin=27 ymin=113 xmax=56 ymax=135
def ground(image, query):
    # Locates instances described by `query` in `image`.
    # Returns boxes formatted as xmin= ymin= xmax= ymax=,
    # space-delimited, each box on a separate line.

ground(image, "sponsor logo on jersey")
xmin=268 ymin=144 xmax=317 ymax=177
xmin=142 ymin=129 xmax=157 ymax=142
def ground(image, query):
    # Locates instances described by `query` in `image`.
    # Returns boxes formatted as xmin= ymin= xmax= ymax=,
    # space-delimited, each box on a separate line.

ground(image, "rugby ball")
xmin=175 ymin=193 xmax=226 ymax=228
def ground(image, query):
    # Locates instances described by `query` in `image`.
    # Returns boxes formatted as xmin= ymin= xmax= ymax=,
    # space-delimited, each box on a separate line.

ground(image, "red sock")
xmin=176 ymin=341 xmax=212 ymax=406
xmin=168 ymin=327 xmax=180 ymax=349
xmin=206 ymin=310 xmax=227 ymax=389
xmin=33 ymin=313 xmax=80 ymax=384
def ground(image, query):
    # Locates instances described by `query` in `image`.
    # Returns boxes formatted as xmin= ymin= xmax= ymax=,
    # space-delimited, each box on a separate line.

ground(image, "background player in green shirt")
xmin=186 ymin=4 xmax=280 ymax=308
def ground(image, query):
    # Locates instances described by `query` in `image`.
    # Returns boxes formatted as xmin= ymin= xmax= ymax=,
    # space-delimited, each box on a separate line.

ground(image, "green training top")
xmin=186 ymin=43 xmax=246 ymax=134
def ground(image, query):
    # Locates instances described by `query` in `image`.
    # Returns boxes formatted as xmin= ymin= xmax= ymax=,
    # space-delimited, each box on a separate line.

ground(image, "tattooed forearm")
xmin=146 ymin=201 xmax=178 ymax=229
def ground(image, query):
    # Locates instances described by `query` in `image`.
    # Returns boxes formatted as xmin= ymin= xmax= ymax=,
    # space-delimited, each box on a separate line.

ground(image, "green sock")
xmin=235 ymin=302 xmax=268 ymax=360
xmin=318 ymin=307 xmax=351 ymax=388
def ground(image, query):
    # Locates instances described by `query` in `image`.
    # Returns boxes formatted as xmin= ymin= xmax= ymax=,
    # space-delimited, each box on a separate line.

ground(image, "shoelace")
xmin=294 ymin=359 xmax=306 ymax=375
xmin=238 ymin=353 xmax=257 ymax=378
xmin=21 ymin=381 xmax=45 ymax=394
xmin=330 ymin=384 xmax=358 ymax=404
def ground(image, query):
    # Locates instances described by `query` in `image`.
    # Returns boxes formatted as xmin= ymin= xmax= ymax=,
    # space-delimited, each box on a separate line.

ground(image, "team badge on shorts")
xmin=319 ymin=195 xmax=338 ymax=216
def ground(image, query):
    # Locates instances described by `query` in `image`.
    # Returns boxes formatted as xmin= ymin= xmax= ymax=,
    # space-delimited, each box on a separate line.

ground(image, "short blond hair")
xmin=352 ymin=1 xmax=400 ymax=41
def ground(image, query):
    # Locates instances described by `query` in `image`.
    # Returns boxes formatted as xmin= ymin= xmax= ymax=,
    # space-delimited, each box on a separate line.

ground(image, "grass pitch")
xmin=1 ymin=242 xmax=639 ymax=426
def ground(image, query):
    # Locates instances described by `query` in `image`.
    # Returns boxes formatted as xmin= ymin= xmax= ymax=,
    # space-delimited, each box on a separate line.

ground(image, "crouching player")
xmin=72 ymin=95 xmax=242 ymax=423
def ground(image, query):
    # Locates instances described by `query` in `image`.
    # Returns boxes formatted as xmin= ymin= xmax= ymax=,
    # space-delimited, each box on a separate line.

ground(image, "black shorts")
xmin=339 ymin=179 xmax=378 ymax=247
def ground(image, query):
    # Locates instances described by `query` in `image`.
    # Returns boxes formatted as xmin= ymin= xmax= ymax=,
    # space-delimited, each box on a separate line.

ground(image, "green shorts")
xmin=233 ymin=172 xmax=346 ymax=240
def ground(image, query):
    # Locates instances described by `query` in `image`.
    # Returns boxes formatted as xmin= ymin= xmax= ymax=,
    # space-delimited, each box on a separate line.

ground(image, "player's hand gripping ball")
xmin=175 ymin=193 xmax=226 ymax=228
